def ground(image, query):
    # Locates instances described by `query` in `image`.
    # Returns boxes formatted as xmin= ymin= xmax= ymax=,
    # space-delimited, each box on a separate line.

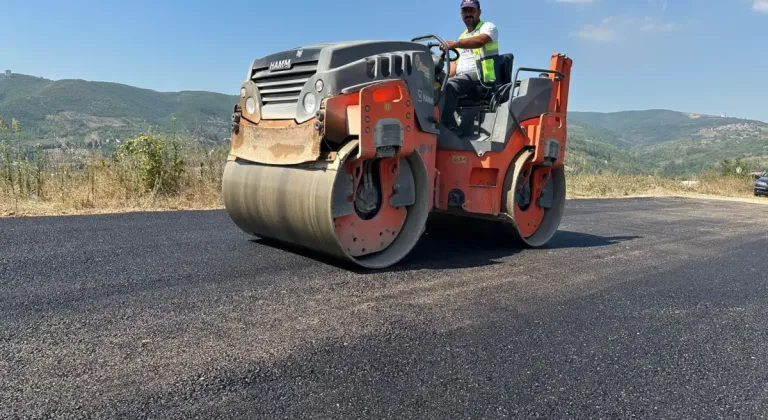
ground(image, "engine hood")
xmin=240 ymin=39 xmax=436 ymax=131
xmin=249 ymin=40 xmax=431 ymax=76
xmin=250 ymin=41 xmax=380 ymax=72
xmin=250 ymin=43 xmax=330 ymax=73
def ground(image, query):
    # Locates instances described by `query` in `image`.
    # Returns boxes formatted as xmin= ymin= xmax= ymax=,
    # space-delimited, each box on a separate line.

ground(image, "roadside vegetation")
xmin=566 ymin=170 xmax=757 ymax=199
xmin=0 ymin=116 xmax=226 ymax=216
xmin=0 ymin=115 xmax=764 ymax=217
xmin=566 ymin=156 xmax=759 ymax=199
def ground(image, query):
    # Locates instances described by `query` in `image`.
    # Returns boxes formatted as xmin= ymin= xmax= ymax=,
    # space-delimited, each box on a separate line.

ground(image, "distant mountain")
xmin=0 ymin=73 xmax=237 ymax=147
xmin=564 ymin=122 xmax=648 ymax=174
xmin=567 ymin=110 xmax=768 ymax=175
xmin=569 ymin=109 xmax=768 ymax=146
xmin=2 ymin=72 xmax=767 ymax=176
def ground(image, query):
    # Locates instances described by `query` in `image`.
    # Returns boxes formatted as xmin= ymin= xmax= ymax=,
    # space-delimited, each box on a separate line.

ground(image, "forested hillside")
xmin=2 ymin=72 xmax=767 ymax=176
xmin=568 ymin=110 xmax=768 ymax=175
xmin=0 ymin=73 xmax=237 ymax=148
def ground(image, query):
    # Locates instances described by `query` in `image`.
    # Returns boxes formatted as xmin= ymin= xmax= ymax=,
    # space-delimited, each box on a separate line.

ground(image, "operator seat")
xmin=455 ymin=53 xmax=515 ymax=111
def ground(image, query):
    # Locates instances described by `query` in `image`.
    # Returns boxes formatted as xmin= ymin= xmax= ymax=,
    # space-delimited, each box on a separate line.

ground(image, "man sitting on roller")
xmin=440 ymin=0 xmax=500 ymax=136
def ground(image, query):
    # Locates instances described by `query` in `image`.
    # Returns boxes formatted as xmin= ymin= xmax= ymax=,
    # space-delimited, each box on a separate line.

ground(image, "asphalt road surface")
xmin=2 ymin=197 xmax=768 ymax=419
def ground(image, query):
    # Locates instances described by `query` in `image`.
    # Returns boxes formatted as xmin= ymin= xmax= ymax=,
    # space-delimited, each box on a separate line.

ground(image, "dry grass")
xmin=1 ymin=129 xmax=764 ymax=217
xmin=566 ymin=172 xmax=759 ymax=201
xmin=0 ymin=133 xmax=228 ymax=217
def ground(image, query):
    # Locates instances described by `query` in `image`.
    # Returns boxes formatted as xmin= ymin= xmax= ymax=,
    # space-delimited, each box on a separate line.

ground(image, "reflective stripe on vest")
xmin=459 ymin=20 xmax=499 ymax=84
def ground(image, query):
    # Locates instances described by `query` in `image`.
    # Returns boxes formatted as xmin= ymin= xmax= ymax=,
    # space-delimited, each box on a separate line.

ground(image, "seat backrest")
xmin=497 ymin=53 xmax=514 ymax=86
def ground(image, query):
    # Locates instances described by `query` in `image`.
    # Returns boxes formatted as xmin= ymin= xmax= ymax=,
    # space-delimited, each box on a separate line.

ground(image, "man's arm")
xmin=453 ymin=33 xmax=493 ymax=49
xmin=443 ymin=34 xmax=491 ymax=51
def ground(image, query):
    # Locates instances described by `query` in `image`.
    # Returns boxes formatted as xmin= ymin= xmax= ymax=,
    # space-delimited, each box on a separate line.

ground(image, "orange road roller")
xmin=222 ymin=35 xmax=573 ymax=269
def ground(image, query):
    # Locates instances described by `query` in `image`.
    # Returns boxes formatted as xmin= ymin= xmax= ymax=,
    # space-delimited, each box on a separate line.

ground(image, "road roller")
xmin=222 ymin=34 xmax=573 ymax=269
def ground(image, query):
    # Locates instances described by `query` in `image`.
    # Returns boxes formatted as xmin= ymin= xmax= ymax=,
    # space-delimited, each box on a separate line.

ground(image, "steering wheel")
xmin=427 ymin=42 xmax=460 ymax=62
xmin=410 ymin=34 xmax=460 ymax=110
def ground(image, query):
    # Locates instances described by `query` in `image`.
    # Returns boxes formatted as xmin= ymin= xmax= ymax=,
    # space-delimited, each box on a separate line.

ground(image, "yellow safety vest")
xmin=459 ymin=20 xmax=500 ymax=84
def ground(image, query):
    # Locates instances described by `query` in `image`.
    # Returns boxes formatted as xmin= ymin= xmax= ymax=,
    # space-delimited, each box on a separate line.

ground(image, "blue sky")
xmin=1 ymin=0 xmax=767 ymax=121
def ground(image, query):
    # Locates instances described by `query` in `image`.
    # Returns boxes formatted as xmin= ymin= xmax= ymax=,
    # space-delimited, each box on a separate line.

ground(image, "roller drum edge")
xmin=520 ymin=164 xmax=566 ymax=247
xmin=221 ymin=151 xmax=431 ymax=269
xmin=222 ymin=159 xmax=347 ymax=260
xmin=501 ymin=148 xmax=567 ymax=248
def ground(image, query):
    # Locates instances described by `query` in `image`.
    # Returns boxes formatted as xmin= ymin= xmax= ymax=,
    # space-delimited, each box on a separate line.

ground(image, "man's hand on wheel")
xmin=439 ymin=40 xmax=458 ymax=51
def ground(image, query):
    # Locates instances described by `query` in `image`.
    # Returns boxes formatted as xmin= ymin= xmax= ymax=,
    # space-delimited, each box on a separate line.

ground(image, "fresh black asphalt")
xmin=1 ymin=197 xmax=767 ymax=419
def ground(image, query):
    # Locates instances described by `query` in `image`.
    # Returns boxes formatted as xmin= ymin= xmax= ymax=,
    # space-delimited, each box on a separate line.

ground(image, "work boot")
xmin=449 ymin=125 xmax=464 ymax=137
xmin=441 ymin=122 xmax=463 ymax=137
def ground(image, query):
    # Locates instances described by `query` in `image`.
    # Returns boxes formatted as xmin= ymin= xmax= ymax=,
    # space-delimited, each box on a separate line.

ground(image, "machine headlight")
xmin=302 ymin=93 xmax=317 ymax=114
xmin=245 ymin=97 xmax=256 ymax=114
xmin=758 ymin=181 xmax=767 ymax=187
xmin=240 ymin=88 xmax=246 ymax=98
xmin=315 ymin=79 xmax=324 ymax=92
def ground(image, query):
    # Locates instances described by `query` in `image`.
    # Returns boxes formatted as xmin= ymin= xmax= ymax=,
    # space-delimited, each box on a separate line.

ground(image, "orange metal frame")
xmin=309 ymin=52 xmax=571 ymax=248
xmin=326 ymin=79 xmax=438 ymax=254
xmin=433 ymin=53 xmax=572 ymax=218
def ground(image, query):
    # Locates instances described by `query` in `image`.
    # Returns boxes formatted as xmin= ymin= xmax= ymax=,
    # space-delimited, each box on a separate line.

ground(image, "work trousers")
xmin=440 ymin=72 xmax=483 ymax=128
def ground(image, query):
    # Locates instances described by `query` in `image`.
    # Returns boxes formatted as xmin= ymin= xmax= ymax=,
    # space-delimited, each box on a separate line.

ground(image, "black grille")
xmin=251 ymin=61 xmax=318 ymax=106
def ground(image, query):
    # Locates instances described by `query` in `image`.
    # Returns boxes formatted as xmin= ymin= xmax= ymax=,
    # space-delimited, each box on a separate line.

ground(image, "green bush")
xmin=718 ymin=157 xmax=751 ymax=178
xmin=116 ymin=130 xmax=184 ymax=194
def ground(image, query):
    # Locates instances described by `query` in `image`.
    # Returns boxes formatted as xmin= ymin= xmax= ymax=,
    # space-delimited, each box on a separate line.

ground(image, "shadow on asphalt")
xmin=249 ymin=215 xmax=641 ymax=273
xmin=393 ymin=230 xmax=641 ymax=272
xmin=546 ymin=231 xmax=641 ymax=249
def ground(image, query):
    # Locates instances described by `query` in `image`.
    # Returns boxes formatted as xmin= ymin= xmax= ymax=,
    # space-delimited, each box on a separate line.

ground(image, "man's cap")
xmin=460 ymin=0 xmax=479 ymax=9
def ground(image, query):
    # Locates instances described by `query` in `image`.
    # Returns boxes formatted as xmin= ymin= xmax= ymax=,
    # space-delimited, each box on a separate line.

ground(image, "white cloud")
xmin=638 ymin=16 xmax=680 ymax=32
xmin=573 ymin=16 xmax=683 ymax=43
xmin=574 ymin=22 xmax=616 ymax=42
xmin=754 ymin=0 xmax=768 ymax=13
